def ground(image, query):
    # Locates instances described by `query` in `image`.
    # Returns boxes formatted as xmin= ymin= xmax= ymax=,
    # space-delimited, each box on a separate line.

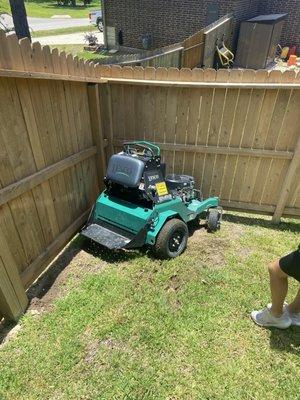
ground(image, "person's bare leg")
xmin=268 ymin=260 xmax=288 ymax=317
xmin=288 ymin=289 xmax=300 ymax=314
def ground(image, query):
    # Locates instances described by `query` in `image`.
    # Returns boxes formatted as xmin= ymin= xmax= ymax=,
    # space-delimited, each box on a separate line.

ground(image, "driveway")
xmin=33 ymin=31 xmax=103 ymax=45
xmin=28 ymin=17 xmax=90 ymax=32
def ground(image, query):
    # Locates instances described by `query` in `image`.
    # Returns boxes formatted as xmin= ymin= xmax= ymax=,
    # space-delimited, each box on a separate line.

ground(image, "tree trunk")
xmin=9 ymin=0 xmax=31 ymax=41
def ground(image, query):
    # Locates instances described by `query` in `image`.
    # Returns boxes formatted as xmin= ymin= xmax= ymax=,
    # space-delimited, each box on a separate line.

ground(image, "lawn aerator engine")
xmin=82 ymin=141 xmax=222 ymax=259
xmin=165 ymin=174 xmax=198 ymax=204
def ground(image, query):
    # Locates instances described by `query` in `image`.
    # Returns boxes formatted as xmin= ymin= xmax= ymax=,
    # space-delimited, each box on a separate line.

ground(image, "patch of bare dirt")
xmin=0 ymin=322 xmax=21 ymax=346
xmin=166 ymin=274 xmax=180 ymax=292
xmin=100 ymin=338 xmax=122 ymax=350
xmin=27 ymin=243 xmax=106 ymax=315
xmin=165 ymin=274 xmax=181 ymax=311
xmin=188 ymin=229 xmax=228 ymax=266
xmin=238 ymin=246 xmax=253 ymax=260
xmin=186 ymin=220 xmax=246 ymax=268
xmin=84 ymin=339 xmax=100 ymax=364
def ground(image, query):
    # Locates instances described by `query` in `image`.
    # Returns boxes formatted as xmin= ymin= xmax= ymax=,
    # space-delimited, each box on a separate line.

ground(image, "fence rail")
xmin=0 ymin=33 xmax=299 ymax=322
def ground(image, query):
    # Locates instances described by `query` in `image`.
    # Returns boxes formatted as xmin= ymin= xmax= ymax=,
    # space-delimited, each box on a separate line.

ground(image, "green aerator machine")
xmin=82 ymin=141 xmax=222 ymax=259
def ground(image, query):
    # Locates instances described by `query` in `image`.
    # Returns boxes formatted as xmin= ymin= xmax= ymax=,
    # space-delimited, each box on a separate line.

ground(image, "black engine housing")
xmin=165 ymin=174 xmax=195 ymax=191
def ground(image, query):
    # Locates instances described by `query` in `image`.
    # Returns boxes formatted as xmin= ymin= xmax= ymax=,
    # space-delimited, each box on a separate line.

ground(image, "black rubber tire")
xmin=97 ymin=19 xmax=103 ymax=32
xmin=207 ymin=209 xmax=221 ymax=232
xmin=154 ymin=219 xmax=188 ymax=259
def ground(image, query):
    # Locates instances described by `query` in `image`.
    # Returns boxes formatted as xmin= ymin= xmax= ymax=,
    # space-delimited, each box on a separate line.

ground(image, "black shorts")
xmin=279 ymin=249 xmax=300 ymax=282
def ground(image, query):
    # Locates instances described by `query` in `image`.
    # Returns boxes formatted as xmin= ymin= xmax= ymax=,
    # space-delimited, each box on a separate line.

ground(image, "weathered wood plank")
xmin=21 ymin=209 xmax=90 ymax=289
xmin=87 ymin=84 xmax=106 ymax=187
xmin=273 ymin=135 xmax=300 ymax=223
xmin=0 ymin=147 xmax=97 ymax=207
xmin=0 ymin=228 xmax=28 ymax=320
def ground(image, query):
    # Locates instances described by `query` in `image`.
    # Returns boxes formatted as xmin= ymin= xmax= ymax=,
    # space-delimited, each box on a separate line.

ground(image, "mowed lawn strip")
xmin=0 ymin=0 xmax=10 ymax=13
xmin=0 ymin=212 xmax=299 ymax=399
xmin=47 ymin=44 xmax=107 ymax=61
xmin=25 ymin=1 xmax=100 ymax=18
xmin=0 ymin=0 xmax=99 ymax=18
xmin=31 ymin=25 xmax=97 ymax=38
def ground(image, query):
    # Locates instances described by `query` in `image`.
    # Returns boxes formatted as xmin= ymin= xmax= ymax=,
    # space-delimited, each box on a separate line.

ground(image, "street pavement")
xmin=28 ymin=17 xmax=90 ymax=32
xmin=33 ymin=31 xmax=103 ymax=45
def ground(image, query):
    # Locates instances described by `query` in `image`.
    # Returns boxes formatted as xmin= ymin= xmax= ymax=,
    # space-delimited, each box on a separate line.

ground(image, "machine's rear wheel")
xmin=154 ymin=219 xmax=188 ymax=259
xmin=206 ymin=208 xmax=221 ymax=232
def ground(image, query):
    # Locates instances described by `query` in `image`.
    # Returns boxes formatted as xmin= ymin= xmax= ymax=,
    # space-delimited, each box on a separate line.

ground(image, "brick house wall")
xmin=103 ymin=0 xmax=204 ymax=49
xmin=220 ymin=0 xmax=260 ymax=48
xmin=102 ymin=0 xmax=298 ymax=51
xmin=103 ymin=0 xmax=260 ymax=49
xmin=258 ymin=0 xmax=300 ymax=50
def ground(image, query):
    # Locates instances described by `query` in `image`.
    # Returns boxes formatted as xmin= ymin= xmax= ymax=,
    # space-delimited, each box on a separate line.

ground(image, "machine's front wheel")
xmin=206 ymin=208 xmax=221 ymax=232
xmin=154 ymin=219 xmax=188 ymax=259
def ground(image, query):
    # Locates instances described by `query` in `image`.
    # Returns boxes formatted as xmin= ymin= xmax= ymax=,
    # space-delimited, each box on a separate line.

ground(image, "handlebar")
xmin=123 ymin=141 xmax=160 ymax=157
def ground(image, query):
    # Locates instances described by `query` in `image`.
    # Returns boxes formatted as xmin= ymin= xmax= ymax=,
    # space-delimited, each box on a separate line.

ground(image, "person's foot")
xmin=251 ymin=307 xmax=292 ymax=329
xmin=267 ymin=303 xmax=300 ymax=326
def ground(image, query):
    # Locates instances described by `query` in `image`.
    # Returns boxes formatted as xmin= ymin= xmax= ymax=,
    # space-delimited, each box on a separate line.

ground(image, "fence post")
xmin=0 ymin=230 xmax=28 ymax=321
xmin=87 ymin=83 xmax=107 ymax=188
xmin=178 ymin=48 xmax=183 ymax=68
xmin=272 ymin=134 xmax=300 ymax=223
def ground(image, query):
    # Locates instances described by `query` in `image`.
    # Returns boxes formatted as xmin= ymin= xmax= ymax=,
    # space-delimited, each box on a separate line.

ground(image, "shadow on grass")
xmin=82 ymin=221 xmax=208 ymax=263
xmin=0 ymin=237 xmax=82 ymax=345
xmin=0 ymin=319 xmax=17 ymax=346
xmin=26 ymin=238 xmax=82 ymax=302
xmin=269 ymin=327 xmax=300 ymax=355
xmin=223 ymin=213 xmax=300 ymax=233
xmin=188 ymin=221 xmax=207 ymax=237
xmin=82 ymin=236 xmax=144 ymax=264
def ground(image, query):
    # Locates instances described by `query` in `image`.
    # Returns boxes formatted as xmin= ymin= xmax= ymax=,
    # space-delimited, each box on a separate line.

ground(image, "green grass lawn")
xmin=0 ymin=212 xmax=299 ymax=399
xmin=49 ymin=44 xmax=107 ymax=61
xmin=0 ymin=0 xmax=10 ymax=13
xmin=25 ymin=0 xmax=100 ymax=18
xmin=27 ymin=0 xmax=99 ymax=18
xmin=31 ymin=24 xmax=97 ymax=37
xmin=1 ymin=0 xmax=99 ymax=18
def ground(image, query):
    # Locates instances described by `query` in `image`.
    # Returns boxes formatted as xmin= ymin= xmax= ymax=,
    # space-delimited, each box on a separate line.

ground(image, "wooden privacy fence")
xmin=0 ymin=32 xmax=105 ymax=321
xmin=97 ymin=43 xmax=184 ymax=68
xmin=99 ymin=66 xmax=300 ymax=222
xmin=0 ymin=32 xmax=299 ymax=321
xmin=181 ymin=29 xmax=205 ymax=69
xmin=182 ymin=14 xmax=233 ymax=69
xmin=99 ymin=14 xmax=233 ymax=69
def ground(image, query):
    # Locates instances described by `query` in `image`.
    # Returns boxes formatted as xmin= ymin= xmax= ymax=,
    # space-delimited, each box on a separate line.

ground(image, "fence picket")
xmin=163 ymin=68 xmax=180 ymax=173
xmin=250 ymin=70 xmax=276 ymax=205
xmin=62 ymin=55 xmax=86 ymax=215
xmin=121 ymin=66 xmax=135 ymax=141
xmin=209 ymin=69 xmax=230 ymax=197
xmin=199 ymin=69 xmax=216 ymax=196
xmin=153 ymin=68 xmax=168 ymax=145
